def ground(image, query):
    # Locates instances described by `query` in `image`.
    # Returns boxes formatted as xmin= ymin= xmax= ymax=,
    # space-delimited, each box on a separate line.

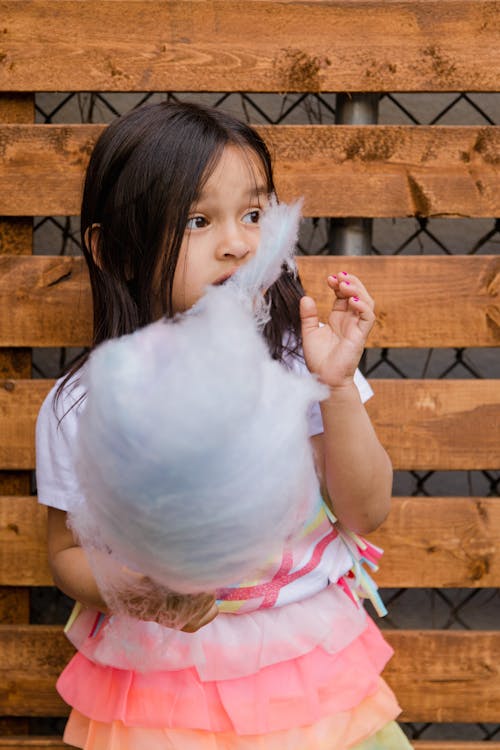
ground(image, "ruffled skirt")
xmin=58 ymin=585 xmax=413 ymax=749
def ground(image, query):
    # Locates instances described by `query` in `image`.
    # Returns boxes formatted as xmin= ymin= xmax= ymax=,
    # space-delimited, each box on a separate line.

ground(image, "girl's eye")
xmin=242 ymin=209 xmax=261 ymax=225
xmin=187 ymin=216 xmax=208 ymax=230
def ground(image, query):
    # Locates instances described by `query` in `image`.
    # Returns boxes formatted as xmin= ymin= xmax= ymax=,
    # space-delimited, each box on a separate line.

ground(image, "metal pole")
xmin=328 ymin=93 xmax=379 ymax=256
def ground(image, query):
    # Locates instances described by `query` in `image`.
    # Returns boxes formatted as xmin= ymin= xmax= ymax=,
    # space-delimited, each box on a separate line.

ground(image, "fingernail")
xmin=344 ymin=280 xmax=350 ymax=285
xmin=329 ymin=274 xmax=337 ymax=280
xmin=342 ymin=271 xmax=348 ymax=276
xmin=353 ymin=296 xmax=359 ymax=301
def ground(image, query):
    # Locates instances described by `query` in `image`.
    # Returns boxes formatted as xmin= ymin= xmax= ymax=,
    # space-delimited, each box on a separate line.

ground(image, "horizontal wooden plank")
xmin=385 ymin=631 xmax=500 ymax=722
xmin=365 ymin=380 xmax=500 ymax=471
xmin=0 ymin=741 xmax=66 ymax=750
xmin=2 ymin=496 xmax=500 ymax=588
xmin=298 ymin=256 xmax=500 ymax=348
xmin=0 ymin=380 xmax=49 ymax=471
xmin=1 ymin=379 xmax=498 ymax=470
xmin=0 ymin=741 xmax=498 ymax=750
xmin=2 ymin=743 xmax=500 ymax=750
xmin=1 ymin=125 xmax=500 ymax=218
xmin=0 ymin=743 xmax=468 ymax=750
xmin=0 ymin=626 xmax=73 ymax=716
xmin=0 ymin=218 xmax=32 ymax=255
xmin=2 ymin=744 xmax=496 ymax=750
xmin=0 ymin=498 xmax=50 ymax=586
xmin=1 ymin=627 xmax=499 ymax=721
xmin=1 ymin=255 xmax=498 ymax=348
xmin=0 ymin=587 xmax=29 ymax=624
xmin=1 ymin=1 xmax=499 ymax=92
xmin=0 ymin=256 xmax=92 ymax=347
xmin=372 ymin=497 xmax=500 ymax=587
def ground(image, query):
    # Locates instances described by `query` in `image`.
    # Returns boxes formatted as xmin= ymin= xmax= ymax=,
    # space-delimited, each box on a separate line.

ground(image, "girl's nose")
xmin=216 ymin=225 xmax=253 ymax=260
xmin=223 ymin=242 xmax=251 ymax=259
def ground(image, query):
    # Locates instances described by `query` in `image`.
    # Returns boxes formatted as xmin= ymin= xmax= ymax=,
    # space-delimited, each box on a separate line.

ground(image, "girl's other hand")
xmin=177 ymin=592 xmax=219 ymax=633
xmin=299 ymin=272 xmax=375 ymax=388
xmin=114 ymin=572 xmax=218 ymax=632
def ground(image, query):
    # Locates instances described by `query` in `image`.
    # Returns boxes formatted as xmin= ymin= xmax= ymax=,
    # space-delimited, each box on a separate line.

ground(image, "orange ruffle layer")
xmin=63 ymin=679 xmax=407 ymax=750
xmin=58 ymin=618 xmax=392 ymax=735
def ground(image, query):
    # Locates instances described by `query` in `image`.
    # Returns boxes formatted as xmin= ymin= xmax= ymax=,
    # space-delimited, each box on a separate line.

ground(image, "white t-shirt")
xmin=36 ymin=356 xmax=373 ymax=512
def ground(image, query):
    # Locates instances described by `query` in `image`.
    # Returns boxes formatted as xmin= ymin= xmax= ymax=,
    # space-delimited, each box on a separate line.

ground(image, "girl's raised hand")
xmin=299 ymin=272 xmax=375 ymax=388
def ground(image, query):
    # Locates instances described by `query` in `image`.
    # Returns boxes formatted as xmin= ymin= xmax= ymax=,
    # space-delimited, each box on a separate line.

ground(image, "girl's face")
xmin=171 ymin=145 xmax=268 ymax=314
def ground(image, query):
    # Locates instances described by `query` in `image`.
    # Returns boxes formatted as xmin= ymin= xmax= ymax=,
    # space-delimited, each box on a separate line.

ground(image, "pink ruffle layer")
xmin=57 ymin=618 xmax=392 ymax=735
xmin=65 ymin=583 xmax=367 ymax=679
xmin=63 ymin=680 xmax=405 ymax=750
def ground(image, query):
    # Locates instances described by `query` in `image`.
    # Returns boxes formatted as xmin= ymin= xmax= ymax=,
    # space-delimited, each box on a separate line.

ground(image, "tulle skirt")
xmin=58 ymin=585 xmax=412 ymax=749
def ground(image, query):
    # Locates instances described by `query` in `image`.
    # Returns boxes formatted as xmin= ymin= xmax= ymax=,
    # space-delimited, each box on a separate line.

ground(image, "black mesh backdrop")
xmin=31 ymin=91 xmax=500 ymax=742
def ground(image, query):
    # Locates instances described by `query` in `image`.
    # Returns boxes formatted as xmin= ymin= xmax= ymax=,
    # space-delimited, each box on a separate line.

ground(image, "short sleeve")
xmin=35 ymin=376 xmax=86 ymax=512
xmin=284 ymin=351 xmax=374 ymax=438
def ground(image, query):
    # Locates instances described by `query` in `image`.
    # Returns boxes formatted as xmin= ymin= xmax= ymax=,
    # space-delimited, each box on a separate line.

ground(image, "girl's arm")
xmin=48 ymin=507 xmax=110 ymax=611
xmin=300 ymin=272 xmax=392 ymax=535
xmin=47 ymin=507 xmax=218 ymax=632
xmin=310 ymin=397 xmax=392 ymax=534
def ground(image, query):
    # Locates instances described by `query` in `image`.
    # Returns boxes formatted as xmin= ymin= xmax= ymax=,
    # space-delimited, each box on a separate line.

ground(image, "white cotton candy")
xmin=69 ymin=200 xmax=328 ymax=622
xmin=228 ymin=195 xmax=302 ymax=326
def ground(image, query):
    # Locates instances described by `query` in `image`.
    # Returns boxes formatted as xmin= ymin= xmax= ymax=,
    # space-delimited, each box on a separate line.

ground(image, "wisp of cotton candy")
xmin=69 ymin=199 xmax=328 ymax=621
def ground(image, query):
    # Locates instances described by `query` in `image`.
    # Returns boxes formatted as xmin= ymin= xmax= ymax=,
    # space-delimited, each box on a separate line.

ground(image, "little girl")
xmin=36 ymin=101 xmax=413 ymax=750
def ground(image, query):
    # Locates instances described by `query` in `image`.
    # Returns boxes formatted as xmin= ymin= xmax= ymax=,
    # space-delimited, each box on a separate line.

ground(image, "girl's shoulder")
xmin=38 ymin=369 xmax=86 ymax=427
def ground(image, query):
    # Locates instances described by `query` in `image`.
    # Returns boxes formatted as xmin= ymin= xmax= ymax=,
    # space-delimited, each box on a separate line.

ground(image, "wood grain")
xmin=365 ymin=379 xmax=500 ymax=471
xmin=2 ymin=496 xmax=499 ymax=588
xmin=0 ymin=1 xmax=499 ymax=92
xmin=1 ymin=125 xmax=500 ymax=217
xmin=0 ymin=498 xmax=51 ymax=586
xmin=0 ymin=256 xmax=92 ymax=348
xmin=0 ymin=218 xmax=32 ymax=255
xmin=385 ymin=631 xmax=500 ymax=722
xmin=1 ymin=626 xmax=499 ymax=721
xmin=1 ymin=255 xmax=498 ymax=348
xmin=5 ymin=742 xmax=499 ymax=750
xmin=0 ymin=92 xmax=32 ymax=634
xmin=0 ymin=741 xmax=493 ymax=750
xmin=372 ymin=497 xmax=500 ymax=587
xmin=0 ymin=741 xmax=67 ymax=749
xmin=0 ymin=588 xmax=28 ymax=623
xmin=1 ymin=735 xmax=499 ymax=747
xmin=0 ymin=744 xmax=491 ymax=750
xmin=0 ymin=379 xmax=50 ymax=471
xmin=1 ymin=744 xmax=493 ymax=750
xmin=0 ymin=625 xmax=73 ymax=716
xmin=1 ymin=379 xmax=498 ymax=471
xmin=298 ymin=255 xmax=500 ymax=347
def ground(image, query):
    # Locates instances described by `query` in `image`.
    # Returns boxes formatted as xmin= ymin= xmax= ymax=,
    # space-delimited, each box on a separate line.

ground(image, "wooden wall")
xmin=0 ymin=2 xmax=499 ymax=748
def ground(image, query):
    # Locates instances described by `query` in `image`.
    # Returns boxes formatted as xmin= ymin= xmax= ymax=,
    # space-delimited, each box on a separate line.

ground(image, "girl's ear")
xmin=84 ymin=223 xmax=102 ymax=268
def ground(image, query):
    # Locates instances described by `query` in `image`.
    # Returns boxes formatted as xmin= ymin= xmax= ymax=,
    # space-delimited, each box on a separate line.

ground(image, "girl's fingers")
xmin=181 ymin=600 xmax=219 ymax=633
xmin=299 ymin=295 xmax=320 ymax=335
xmin=328 ymin=272 xmax=374 ymax=310
xmin=347 ymin=295 xmax=376 ymax=337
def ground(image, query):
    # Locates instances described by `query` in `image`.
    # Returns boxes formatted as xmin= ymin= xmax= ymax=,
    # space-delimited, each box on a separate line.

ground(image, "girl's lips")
xmin=213 ymin=270 xmax=237 ymax=286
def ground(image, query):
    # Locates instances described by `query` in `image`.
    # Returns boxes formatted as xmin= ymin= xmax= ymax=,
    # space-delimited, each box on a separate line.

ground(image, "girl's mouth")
xmin=213 ymin=271 xmax=236 ymax=286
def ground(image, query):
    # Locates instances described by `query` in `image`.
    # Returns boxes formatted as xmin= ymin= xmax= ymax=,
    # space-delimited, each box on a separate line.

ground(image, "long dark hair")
xmin=58 ymin=101 xmax=304 ymax=400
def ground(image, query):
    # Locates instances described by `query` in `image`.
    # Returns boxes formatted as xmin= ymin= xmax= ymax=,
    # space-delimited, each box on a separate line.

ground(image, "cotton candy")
xmin=69 ymin=199 xmax=328 ymax=625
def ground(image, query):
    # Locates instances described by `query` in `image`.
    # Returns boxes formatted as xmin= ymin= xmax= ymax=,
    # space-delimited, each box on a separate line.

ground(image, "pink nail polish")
xmin=344 ymin=281 xmax=350 ymax=285
xmin=342 ymin=271 xmax=348 ymax=276
xmin=353 ymin=296 xmax=359 ymax=301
